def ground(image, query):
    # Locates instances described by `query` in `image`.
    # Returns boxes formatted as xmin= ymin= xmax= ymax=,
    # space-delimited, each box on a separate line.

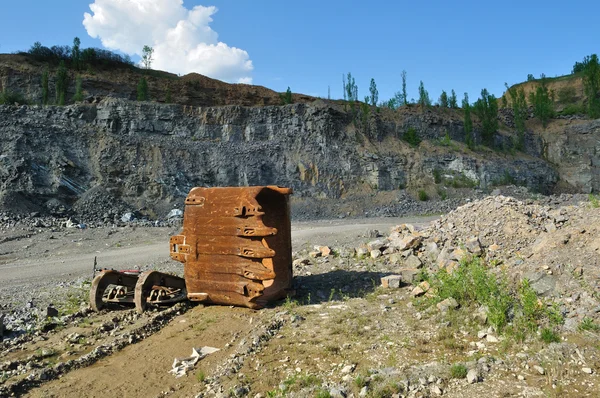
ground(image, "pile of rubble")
xmin=360 ymin=195 xmax=600 ymax=327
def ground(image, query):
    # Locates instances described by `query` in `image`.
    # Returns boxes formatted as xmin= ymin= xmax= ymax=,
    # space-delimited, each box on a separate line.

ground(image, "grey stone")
xmin=367 ymin=239 xmax=385 ymax=251
xmin=120 ymin=212 xmax=135 ymax=222
xmin=405 ymin=254 xmax=422 ymax=268
xmin=370 ymin=250 xmax=382 ymax=259
xmin=436 ymin=297 xmax=459 ymax=312
xmin=167 ymin=209 xmax=183 ymax=219
xmin=329 ymin=387 xmax=346 ymax=398
xmin=359 ymin=386 xmax=368 ymax=397
xmin=388 ymin=253 xmax=402 ymax=264
xmin=424 ymin=242 xmax=440 ymax=262
xmin=465 ymin=237 xmax=482 ymax=254
xmin=466 ymin=368 xmax=479 ymax=384
xmin=397 ymin=268 xmax=420 ymax=284
xmin=381 ymin=275 xmax=402 ymax=289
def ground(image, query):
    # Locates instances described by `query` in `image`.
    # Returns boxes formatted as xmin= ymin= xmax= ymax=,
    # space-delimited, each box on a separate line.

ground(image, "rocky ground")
xmin=1 ymin=192 xmax=599 ymax=397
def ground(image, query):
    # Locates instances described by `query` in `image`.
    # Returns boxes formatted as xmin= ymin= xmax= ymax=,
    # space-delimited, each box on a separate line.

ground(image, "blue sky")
xmin=0 ymin=0 xmax=598 ymax=103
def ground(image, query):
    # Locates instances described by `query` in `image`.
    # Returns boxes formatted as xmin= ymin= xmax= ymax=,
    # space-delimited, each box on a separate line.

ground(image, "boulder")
xmin=381 ymin=275 xmax=402 ymax=289
xmin=405 ymin=254 xmax=422 ymax=269
xmin=436 ymin=297 xmax=459 ymax=312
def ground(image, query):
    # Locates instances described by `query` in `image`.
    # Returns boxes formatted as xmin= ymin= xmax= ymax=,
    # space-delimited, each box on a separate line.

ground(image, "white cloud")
xmin=83 ymin=0 xmax=253 ymax=83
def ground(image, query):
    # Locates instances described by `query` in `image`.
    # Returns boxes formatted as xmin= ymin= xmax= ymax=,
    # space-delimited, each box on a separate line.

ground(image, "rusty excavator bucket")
xmin=89 ymin=186 xmax=293 ymax=313
xmin=170 ymin=186 xmax=293 ymax=309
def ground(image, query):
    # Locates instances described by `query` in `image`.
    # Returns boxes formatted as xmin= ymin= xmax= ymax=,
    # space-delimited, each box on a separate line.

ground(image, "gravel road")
xmin=0 ymin=216 xmax=438 ymax=297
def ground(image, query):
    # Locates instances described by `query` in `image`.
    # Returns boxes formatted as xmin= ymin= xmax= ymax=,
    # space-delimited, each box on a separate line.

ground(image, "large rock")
xmin=381 ymin=275 xmax=402 ymax=289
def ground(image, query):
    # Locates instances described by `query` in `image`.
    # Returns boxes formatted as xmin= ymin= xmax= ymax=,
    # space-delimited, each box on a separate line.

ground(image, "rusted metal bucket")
xmin=170 ymin=186 xmax=293 ymax=309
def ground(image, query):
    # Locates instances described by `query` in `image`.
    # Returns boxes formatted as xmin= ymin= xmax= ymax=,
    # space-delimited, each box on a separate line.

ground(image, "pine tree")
xmin=280 ymin=87 xmax=293 ymax=104
xmin=55 ymin=61 xmax=68 ymax=105
xmin=463 ymin=93 xmax=474 ymax=149
xmin=72 ymin=37 xmax=81 ymax=70
xmin=582 ymin=54 xmax=600 ymax=118
xmin=344 ymin=72 xmax=358 ymax=102
xmin=474 ymin=88 xmax=498 ymax=146
xmin=418 ymin=81 xmax=431 ymax=109
xmin=401 ymin=70 xmax=408 ymax=106
xmin=449 ymin=89 xmax=458 ymax=108
xmin=439 ymin=90 xmax=448 ymax=108
xmin=137 ymin=77 xmax=148 ymax=101
xmin=505 ymin=83 xmax=528 ymax=150
xmin=369 ymin=78 xmax=378 ymax=106
xmin=528 ymin=74 xmax=554 ymax=128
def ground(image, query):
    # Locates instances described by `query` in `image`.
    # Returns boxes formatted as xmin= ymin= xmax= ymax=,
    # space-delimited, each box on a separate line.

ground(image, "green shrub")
xmin=560 ymin=104 xmax=584 ymax=116
xmin=433 ymin=168 xmax=442 ymax=184
xmin=437 ymin=188 xmax=447 ymax=200
xmin=579 ymin=317 xmax=600 ymax=332
xmin=137 ymin=77 xmax=148 ymax=101
xmin=73 ymin=76 xmax=83 ymax=102
xmin=450 ymin=363 xmax=468 ymax=379
xmin=439 ymin=131 xmax=452 ymax=146
xmin=55 ymin=60 xmax=69 ymax=105
xmin=353 ymin=375 xmax=367 ymax=388
xmin=417 ymin=190 xmax=428 ymax=201
xmin=315 ymin=390 xmax=331 ymax=398
xmin=0 ymin=90 xmax=28 ymax=105
xmin=589 ymin=193 xmax=599 ymax=208
xmin=403 ymin=127 xmax=421 ymax=146
xmin=280 ymin=86 xmax=292 ymax=105
xmin=540 ymin=328 xmax=560 ymax=343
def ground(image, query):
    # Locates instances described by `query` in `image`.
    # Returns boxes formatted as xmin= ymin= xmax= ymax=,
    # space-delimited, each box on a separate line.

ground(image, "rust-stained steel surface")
xmin=170 ymin=186 xmax=293 ymax=309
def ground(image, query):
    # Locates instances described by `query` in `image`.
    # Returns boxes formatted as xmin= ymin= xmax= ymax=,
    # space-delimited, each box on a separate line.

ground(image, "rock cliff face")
xmin=0 ymin=98 xmax=567 ymax=219
xmin=541 ymin=120 xmax=600 ymax=193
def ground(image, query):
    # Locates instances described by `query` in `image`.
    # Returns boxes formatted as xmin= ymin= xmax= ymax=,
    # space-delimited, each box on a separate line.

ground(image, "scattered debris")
xmin=169 ymin=347 xmax=220 ymax=378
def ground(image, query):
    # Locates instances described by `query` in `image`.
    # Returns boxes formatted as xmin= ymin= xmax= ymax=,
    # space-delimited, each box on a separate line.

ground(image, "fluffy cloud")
xmin=83 ymin=0 xmax=253 ymax=83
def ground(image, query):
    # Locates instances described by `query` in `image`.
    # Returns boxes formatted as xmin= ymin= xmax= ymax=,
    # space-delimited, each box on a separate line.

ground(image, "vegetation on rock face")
xmin=137 ymin=77 xmax=149 ymax=101
xmin=55 ymin=61 xmax=68 ymax=106
xmin=462 ymin=93 xmax=474 ymax=149
xmin=403 ymin=127 xmax=421 ymax=147
xmin=505 ymin=83 xmax=528 ymax=150
xmin=473 ymin=88 xmax=498 ymax=147
xmin=0 ymin=89 xmax=28 ymax=105
xmin=73 ymin=76 xmax=83 ymax=102
xmin=280 ymin=86 xmax=293 ymax=104
xmin=582 ymin=54 xmax=600 ymax=118
xmin=529 ymin=74 xmax=554 ymax=129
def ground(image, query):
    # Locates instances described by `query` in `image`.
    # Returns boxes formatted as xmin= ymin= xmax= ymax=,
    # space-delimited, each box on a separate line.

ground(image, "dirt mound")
xmin=376 ymin=195 xmax=600 ymax=328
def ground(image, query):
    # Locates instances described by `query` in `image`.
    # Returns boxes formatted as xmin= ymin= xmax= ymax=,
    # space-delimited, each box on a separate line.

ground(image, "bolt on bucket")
xmin=170 ymin=186 xmax=293 ymax=309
